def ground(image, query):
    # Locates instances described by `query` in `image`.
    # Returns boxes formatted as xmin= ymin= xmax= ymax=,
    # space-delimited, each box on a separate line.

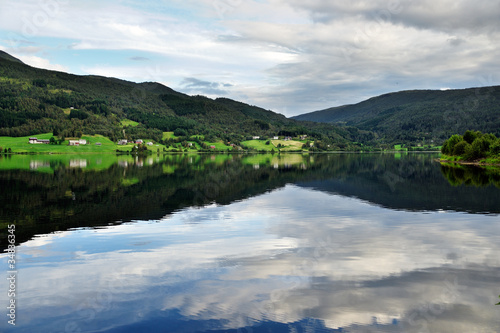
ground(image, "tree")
xmin=463 ymin=130 xmax=480 ymax=144
xmin=452 ymin=141 xmax=469 ymax=156
xmin=49 ymin=136 xmax=56 ymax=145
xmin=441 ymin=134 xmax=462 ymax=155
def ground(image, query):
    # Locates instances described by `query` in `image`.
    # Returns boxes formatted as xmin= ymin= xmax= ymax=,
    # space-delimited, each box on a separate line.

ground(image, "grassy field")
xmin=162 ymin=132 xmax=177 ymax=140
xmin=121 ymin=119 xmax=140 ymax=127
xmin=204 ymin=141 xmax=233 ymax=151
xmin=0 ymin=133 xmax=167 ymax=153
xmin=272 ymin=139 xmax=306 ymax=151
xmin=241 ymin=140 xmax=276 ymax=151
xmin=241 ymin=139 xmax=307 ymax=151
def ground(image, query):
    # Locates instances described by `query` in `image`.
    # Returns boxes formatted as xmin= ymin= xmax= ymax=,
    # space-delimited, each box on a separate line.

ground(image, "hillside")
xmin=292 ymin=87 xmax=500 ymax=144
xmin=0 ymin=51 xmax=371 ymax=149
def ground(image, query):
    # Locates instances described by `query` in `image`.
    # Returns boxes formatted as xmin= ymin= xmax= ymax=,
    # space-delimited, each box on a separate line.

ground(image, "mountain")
xmin=0 ymin=50 xmax=24 ymax=64
xmin=292 ymin=87 xmax=500 ymax=144
xmin=0 ymin=51 xmax=371 ymax=148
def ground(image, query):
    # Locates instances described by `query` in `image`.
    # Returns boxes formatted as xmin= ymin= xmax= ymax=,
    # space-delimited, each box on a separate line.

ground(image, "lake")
xmin=1 ymin=153 xmax=499 ymax=333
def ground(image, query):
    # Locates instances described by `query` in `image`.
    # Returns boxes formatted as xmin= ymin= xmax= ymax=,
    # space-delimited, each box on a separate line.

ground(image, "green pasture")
xmin=0 ymin=133 xmax=166 ymax=154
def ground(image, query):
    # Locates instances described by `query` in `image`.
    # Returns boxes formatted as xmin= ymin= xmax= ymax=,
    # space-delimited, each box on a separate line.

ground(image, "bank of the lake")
xmin=439 ymin=154 xmax=500 ymax=167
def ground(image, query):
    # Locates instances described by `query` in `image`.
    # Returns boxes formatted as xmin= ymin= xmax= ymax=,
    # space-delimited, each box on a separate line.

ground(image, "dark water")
xmin=1 ymin=153 xmax=499 ymax=333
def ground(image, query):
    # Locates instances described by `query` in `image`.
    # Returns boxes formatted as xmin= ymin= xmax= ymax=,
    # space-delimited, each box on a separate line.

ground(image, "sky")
xmin=1 ymin=0 xmax=500 ymax=117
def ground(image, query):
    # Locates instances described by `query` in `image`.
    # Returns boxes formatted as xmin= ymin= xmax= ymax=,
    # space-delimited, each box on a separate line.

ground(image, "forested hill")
xmin=0 ymin=51 xmax=372 ymax=147
xmin=292 ymin=87 xmax=500 ymax=144
xmin=0 ymin=50 xmax=24 ymax=64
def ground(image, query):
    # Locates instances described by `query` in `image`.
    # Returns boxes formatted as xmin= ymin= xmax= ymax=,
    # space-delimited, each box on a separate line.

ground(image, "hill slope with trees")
xmin=0 ymin=51 xmax=372 ymax=149
xmin=292 ymin=87 xmax=500 ymax=145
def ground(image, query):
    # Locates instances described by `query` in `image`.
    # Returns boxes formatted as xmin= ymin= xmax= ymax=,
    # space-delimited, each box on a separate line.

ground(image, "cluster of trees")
xmin=441 ymin=130 xmax=500 ymax=161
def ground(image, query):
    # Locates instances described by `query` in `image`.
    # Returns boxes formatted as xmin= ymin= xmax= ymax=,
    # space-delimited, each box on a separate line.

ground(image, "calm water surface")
xmin=0 ymin=153 xmax=499 ymax=333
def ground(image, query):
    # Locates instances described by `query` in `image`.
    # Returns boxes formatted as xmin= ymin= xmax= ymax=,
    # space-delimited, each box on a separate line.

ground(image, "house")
xmin=117 ymin=140 xmax=128 ymax=145
xmin=69 ymin=139 xmax=87 ymax=146
xmin=136 ymin=139 xmax=143 ymax=144
xmin=210 ymin=145 xmax=216 ymax=149
xmin=252 ymin=136 xmax=260 ymax=140
xmin=95 ymin=142 xmax=102 ymax=146
xmin=300 ymin=135 xmax=308 ymax=140
xmin=284 ymin=136 xmax=292 ymax=141
xmin=146 ymin=142 xmax=153 ymax=146
xmin=28 ymin=137 xmax=50 ymax=144
xmin=273 ymin=136 xmax=279 ymax=140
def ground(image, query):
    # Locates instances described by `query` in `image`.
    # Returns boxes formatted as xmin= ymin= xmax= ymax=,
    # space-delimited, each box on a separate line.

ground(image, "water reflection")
xmin=441 ymin=163 xmax=500 ymax=188
xmin=1 ymin=185 xmax=499 ymax=333
xmin=1 ymin=153 xmax=500 ymax=332
xmin=2 ymin=153 xmax=500 ymax=250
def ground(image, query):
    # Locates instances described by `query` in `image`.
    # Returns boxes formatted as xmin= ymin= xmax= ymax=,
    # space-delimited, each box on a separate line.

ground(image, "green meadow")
xmin=0 ymin=133 xmax=167 ymax=154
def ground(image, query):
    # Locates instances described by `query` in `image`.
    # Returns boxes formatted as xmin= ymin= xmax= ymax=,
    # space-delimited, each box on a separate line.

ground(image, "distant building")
xmin=252 ymin=136 xmax=260 ymax=140
xmin=210 ymin=145 xmax=216 ymax=149
xmin=95 ymin=142 xmax=102 ymax=146
xmin=136 ymin=139 xmax=143 ymax=144
xmin=68 ymin=139 xmax=87 ymax=146
xmin=273 ymin=136 xmax=279 ymax=140
xmin=28 ymin=137 xmax=50 ymax=144
xmin=146 ymin=142 xmax=153 ymax=146
xmin=117 ymin=140 xmax=128 ymax=145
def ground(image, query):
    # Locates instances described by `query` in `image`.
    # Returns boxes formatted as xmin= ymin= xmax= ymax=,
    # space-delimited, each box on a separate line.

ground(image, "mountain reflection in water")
xmin=0 ymin=153 xmax=499 ymax=333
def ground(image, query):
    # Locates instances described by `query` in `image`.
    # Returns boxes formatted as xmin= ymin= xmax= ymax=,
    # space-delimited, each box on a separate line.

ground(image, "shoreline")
xmin=437 ymin=158 xmax=500 ymax=167
xmin=1 ymin=150 xmax=442 ymax=156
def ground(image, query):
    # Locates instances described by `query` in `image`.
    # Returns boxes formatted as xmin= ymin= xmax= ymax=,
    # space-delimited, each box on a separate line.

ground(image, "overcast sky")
xmin=1 ymin=0 xmax=500 ymax=116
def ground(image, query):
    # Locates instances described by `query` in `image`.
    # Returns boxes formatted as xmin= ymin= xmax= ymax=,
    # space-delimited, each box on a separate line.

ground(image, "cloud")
xmin=180 ymin=77 xmax=233 ymax=96
xmin=16 ymin=54 xmax=68 ymax=72
xmin=129 ymin=56 xmax=150 ymax=61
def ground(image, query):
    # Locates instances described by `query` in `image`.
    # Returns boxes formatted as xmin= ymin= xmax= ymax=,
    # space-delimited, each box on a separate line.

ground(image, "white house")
xmin=68 ymin=139 xmax=87 ymax=146
xmin=273 ymin=136 xmax=279 ymax=140
xmin=117 ymin=140 xmax=128 ymax=145
xmin=28 ymin=137 xmax=50 ymax=144
xmin=146 ymin=142 xmax=153 ymax=146
xmin=252 ymin=136 xmax=260 ymax=140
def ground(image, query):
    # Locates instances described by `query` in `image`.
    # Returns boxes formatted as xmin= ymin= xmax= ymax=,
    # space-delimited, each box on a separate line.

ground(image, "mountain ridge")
xmin=0 ymin=51 xmax=371 ymax=149
xmin=292 ymin=86 xmax=500 ymax=144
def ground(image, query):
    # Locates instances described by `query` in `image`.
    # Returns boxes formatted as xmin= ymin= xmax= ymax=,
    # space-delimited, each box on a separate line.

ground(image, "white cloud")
xmin=16 ymin=54 xmax=68 ymax=72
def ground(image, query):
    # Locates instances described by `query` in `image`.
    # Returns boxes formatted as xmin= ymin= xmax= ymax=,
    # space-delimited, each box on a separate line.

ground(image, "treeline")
xmin=441 ymin=130 xmax=500 ymax=161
